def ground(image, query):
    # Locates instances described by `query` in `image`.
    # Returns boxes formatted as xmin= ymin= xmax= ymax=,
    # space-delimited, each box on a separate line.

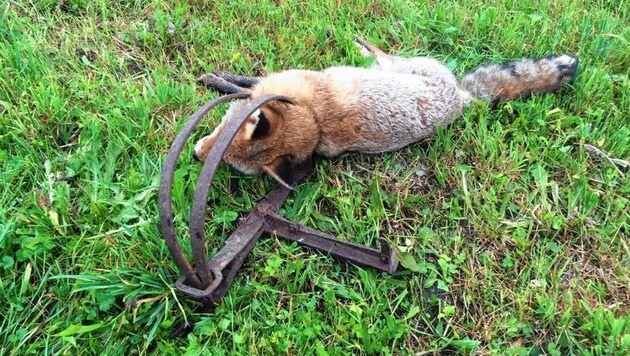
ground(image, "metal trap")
xmin=158 ymin=93 xmax=399 ymax=307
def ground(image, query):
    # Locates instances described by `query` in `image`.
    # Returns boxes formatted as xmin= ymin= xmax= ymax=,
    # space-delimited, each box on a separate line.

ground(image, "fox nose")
xmin=192 ymin=151 xmax=200 ymax=161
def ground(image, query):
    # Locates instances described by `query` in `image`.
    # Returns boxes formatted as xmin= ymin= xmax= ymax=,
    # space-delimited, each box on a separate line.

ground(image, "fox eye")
xmin=251 ymin=111 xmax=271 ymax=139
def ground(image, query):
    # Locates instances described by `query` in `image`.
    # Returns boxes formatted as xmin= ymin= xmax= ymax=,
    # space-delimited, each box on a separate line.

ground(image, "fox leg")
xmin=213 ymin=71 xmax=261 ymax=88
xmin=197 ymin=72 xmax=250 ymax=95
xmin=197 ymin=71 xmax=263 ymax=94
xmin=354 ymin=36 xmax=454 ymax=80
xmin=354 ymin=36 xmax=396 ymax=71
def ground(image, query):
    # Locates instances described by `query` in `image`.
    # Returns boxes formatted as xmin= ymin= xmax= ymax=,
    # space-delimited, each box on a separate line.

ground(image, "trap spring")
xmin=158 ymin=93 xmax=399 ymax=306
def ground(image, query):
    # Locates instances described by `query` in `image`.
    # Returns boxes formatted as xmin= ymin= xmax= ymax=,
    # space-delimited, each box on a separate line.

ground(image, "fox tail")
xmin=459 ymin=55 xmax=579 ymax=105
xmin=354 ymin=35 xmax=578 ymax=105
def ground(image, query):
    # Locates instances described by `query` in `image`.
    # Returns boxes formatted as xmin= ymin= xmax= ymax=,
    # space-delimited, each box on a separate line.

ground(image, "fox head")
xmin=193 ymin=97 xmax=320 ymax=189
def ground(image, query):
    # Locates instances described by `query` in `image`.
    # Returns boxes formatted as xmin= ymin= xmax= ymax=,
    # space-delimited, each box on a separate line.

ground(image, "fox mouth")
xmin=223 ymin=156 xmax=260 ymax=175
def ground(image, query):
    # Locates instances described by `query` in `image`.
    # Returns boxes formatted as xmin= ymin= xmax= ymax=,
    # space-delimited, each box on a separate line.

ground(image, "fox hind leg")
xmin=354 ymin=36 xmax=391 ymax=58
xmin=353 ymin=36 xmax=397 ymax=71
xmin=353 ymin=36 xmax=446 ymax=77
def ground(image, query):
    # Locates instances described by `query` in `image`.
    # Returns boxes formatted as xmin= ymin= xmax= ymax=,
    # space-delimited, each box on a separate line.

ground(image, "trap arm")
xmin=158 ymin=93 xmax=250 ymax=289
xmin=158 ymin=93 xmax=399 ymax=307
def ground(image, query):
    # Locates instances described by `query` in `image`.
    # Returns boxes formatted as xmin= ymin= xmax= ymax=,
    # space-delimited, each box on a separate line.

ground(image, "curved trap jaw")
xmin=158 ymin=93 xmax=399 ymax=307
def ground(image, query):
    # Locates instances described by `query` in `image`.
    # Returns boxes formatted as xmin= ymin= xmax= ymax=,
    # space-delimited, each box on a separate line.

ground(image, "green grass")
xmin=1 ymin=0 xmax=629 ymax=354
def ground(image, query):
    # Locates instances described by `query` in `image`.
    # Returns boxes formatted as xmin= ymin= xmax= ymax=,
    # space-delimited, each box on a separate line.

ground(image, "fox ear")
xmin=262 ymin=155 xmax=294 ymax=190
xmin=245 ymin=100 xmax=292 ymax=140
xmin=251 ymin=110 xmax=272 ymax=139
xmin=243 ymin=109 xmax=277 ymax=140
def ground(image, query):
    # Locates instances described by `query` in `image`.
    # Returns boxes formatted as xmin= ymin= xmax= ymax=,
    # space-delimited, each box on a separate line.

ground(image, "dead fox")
xmin=193 ymin=37 xmax=578 ymax=188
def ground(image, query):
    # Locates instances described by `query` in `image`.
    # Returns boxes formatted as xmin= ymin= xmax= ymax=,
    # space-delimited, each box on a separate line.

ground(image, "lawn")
xmin=1 ymin=0 xmax=628 ymax=354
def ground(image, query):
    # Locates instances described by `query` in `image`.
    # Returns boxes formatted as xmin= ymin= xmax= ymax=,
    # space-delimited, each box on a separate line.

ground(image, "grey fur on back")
xmin=316 ymin=64 xmax=469 ymax=155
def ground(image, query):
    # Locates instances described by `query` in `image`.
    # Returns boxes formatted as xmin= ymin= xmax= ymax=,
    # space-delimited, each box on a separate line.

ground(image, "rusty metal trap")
xmin=158 ymin=93 xmax=399 ymax=307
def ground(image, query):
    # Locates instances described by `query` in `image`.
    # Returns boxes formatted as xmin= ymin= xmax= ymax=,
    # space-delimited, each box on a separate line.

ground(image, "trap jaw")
xmin=158 ymin=93 xmax=399 ymax=307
